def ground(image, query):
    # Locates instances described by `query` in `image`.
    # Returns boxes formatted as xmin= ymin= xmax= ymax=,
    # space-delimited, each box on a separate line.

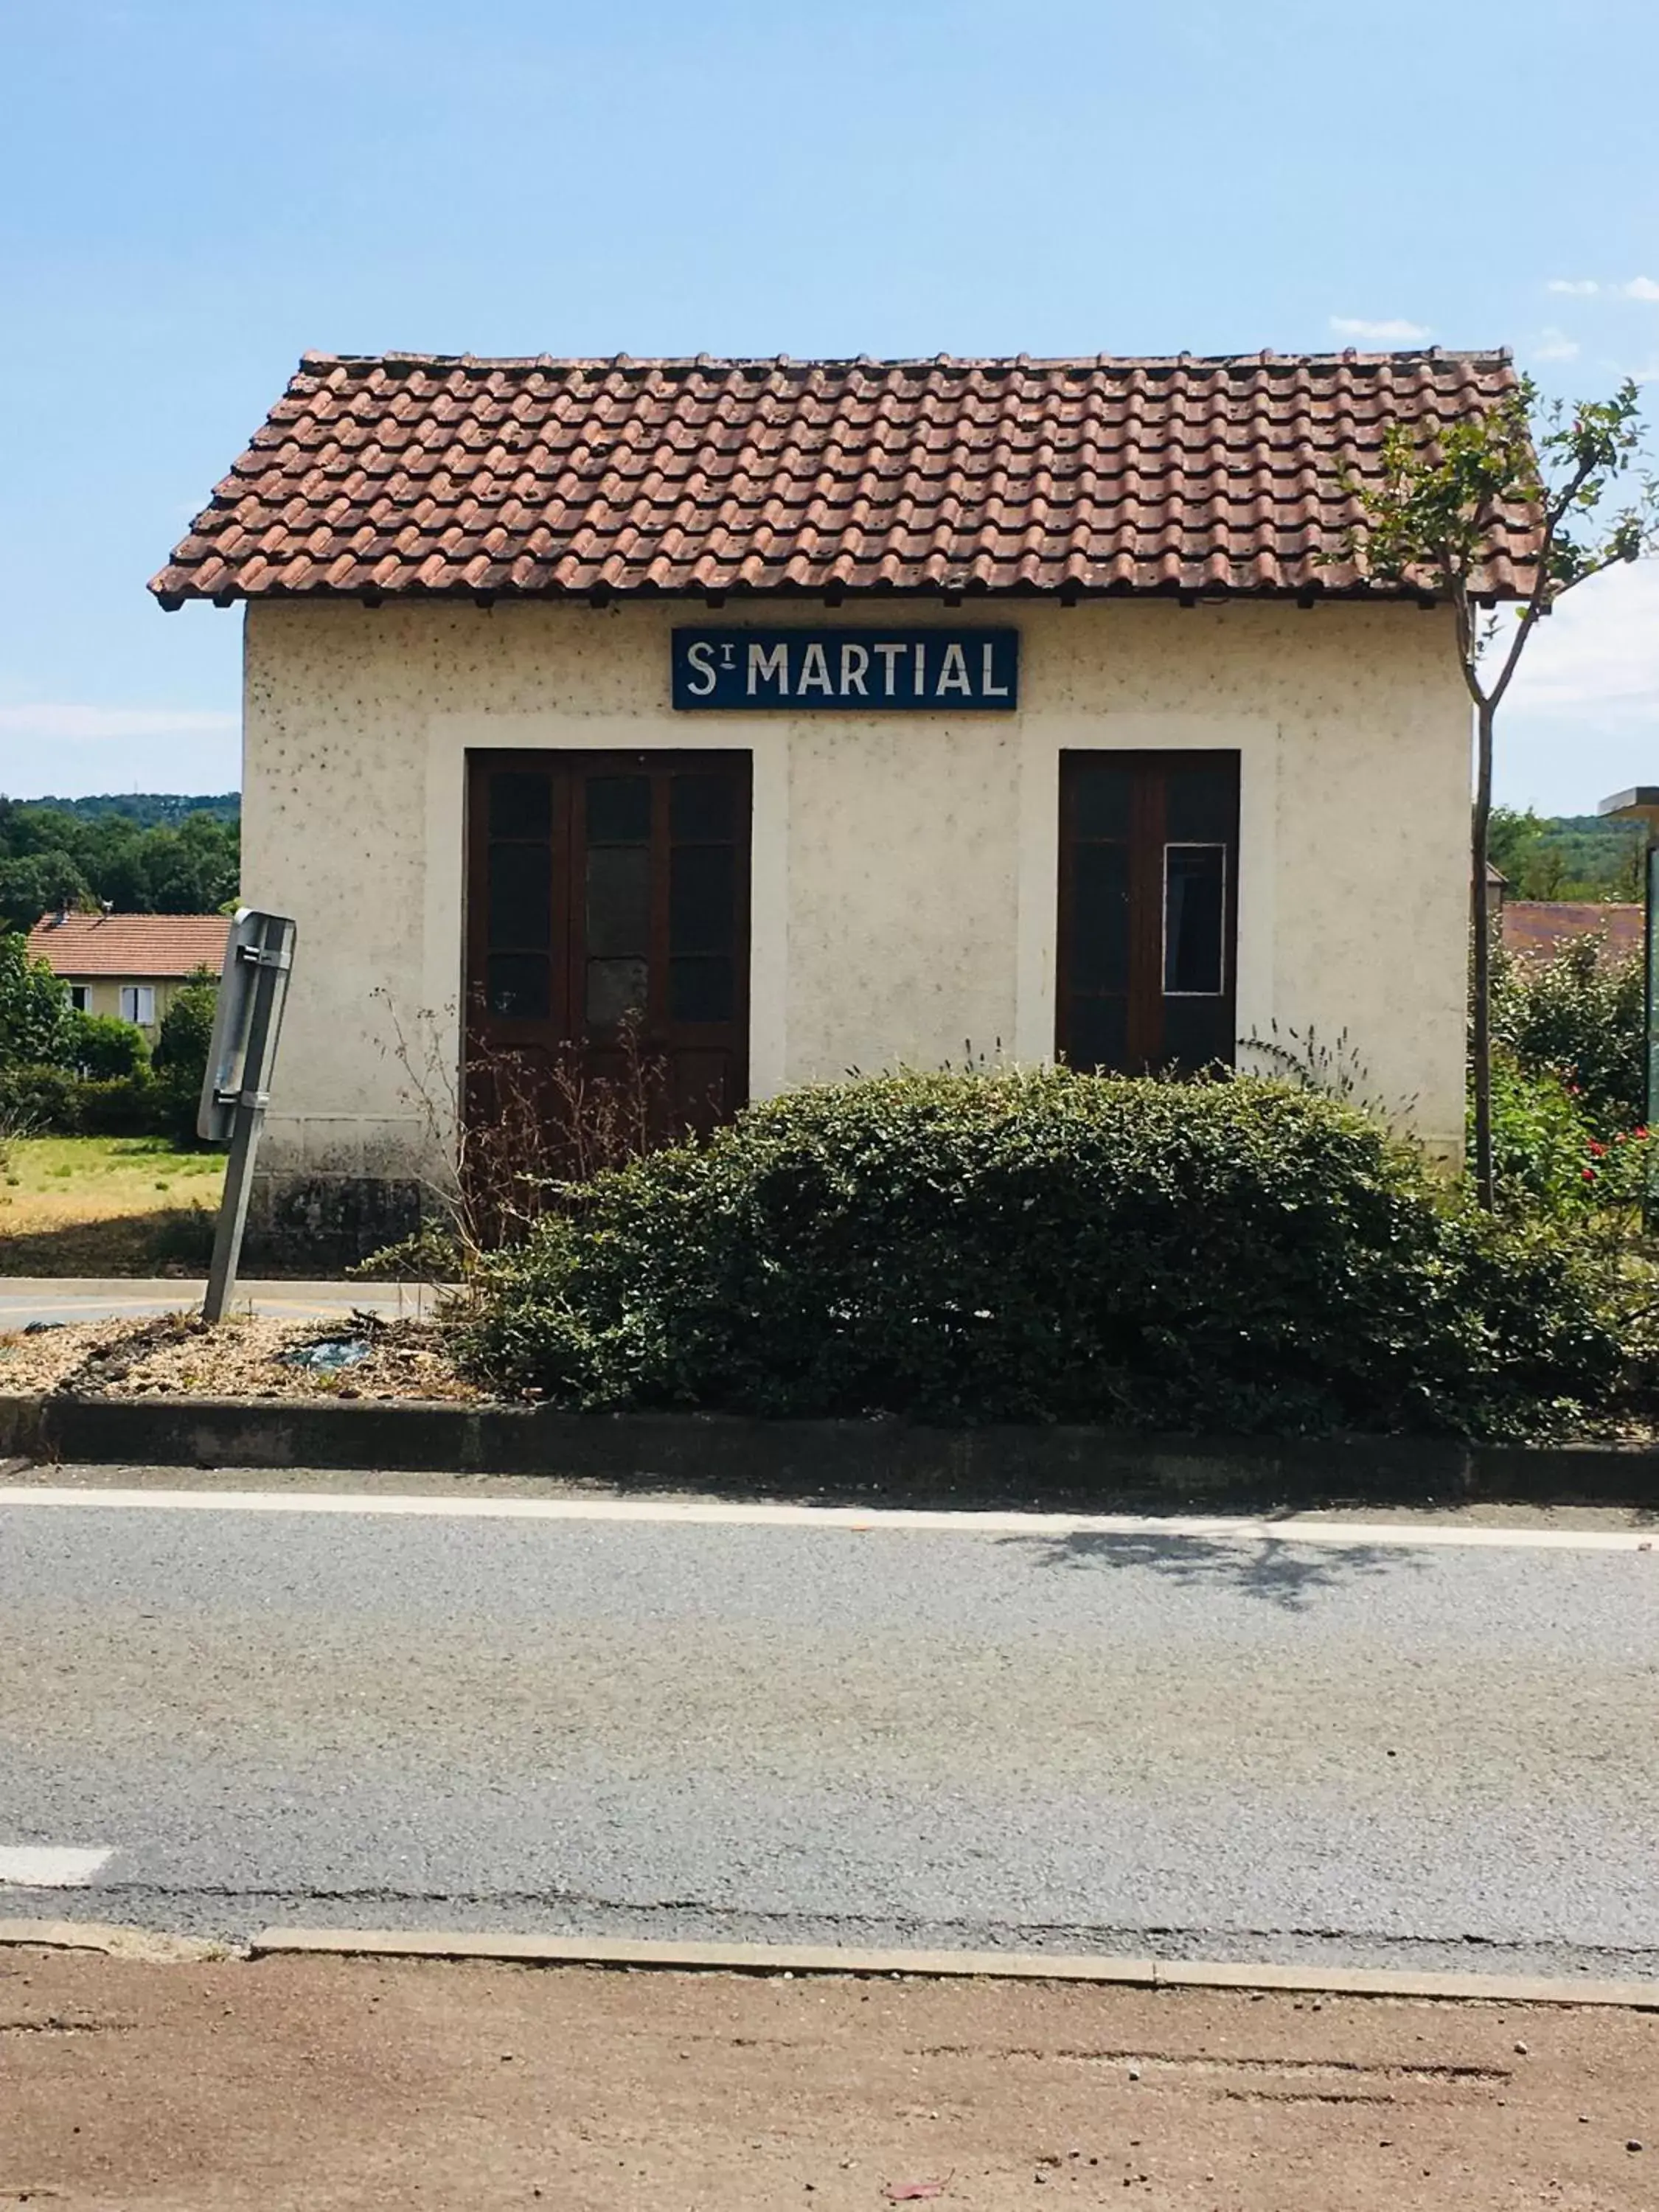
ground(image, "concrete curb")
xmin=247 ymin=1927 xmax=1659 ymax=2008
xmin=4 ymin=1917 xmax=1654 ymax=2008
xmin=0 ymin=1917 xmax=233 ymax=1963
xmin=2 ymin=1389 xmax=1659 ymax=1507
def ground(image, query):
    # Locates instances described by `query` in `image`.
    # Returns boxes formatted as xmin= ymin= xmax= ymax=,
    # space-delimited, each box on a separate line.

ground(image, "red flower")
xmin=1582 ymin=1167 xmax=1599 ymax=1182
xmin=1588 ymin=1140 xmax=1607 ymax=1157
xmin=1638 ymin=1127 xmax=1650 ymax=1141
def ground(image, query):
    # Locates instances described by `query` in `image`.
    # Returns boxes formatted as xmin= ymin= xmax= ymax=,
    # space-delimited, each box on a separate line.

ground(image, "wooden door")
xmin=1057 ymin=751 xmax=1239 ymax=1074
xmin=465 ymin=750 xmax=751 ymax=1139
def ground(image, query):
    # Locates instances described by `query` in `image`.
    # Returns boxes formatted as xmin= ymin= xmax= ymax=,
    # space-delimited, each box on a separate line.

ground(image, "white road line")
xmin=0 ymin=1293 xmax=424 ymax=1324
xmin=0 ymin=1292 xmax=197 ymax=1310
xmin=0 ymin=1484 xmax=1652 ymax=1551
xmin=0 ymin=1846 xmax=114 ymax=1888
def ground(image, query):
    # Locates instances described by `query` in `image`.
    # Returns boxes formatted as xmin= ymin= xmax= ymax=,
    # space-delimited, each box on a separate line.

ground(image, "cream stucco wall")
xmin=240 ymin=596 xmax=1472 ymax=1202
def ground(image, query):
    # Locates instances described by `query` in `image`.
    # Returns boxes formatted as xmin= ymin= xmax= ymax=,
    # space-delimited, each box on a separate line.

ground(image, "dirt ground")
xmin=1 ymin=1950 xmax=1655 ymax=2211
xmin=0 ymin=1309 xmax=482 ymax=1402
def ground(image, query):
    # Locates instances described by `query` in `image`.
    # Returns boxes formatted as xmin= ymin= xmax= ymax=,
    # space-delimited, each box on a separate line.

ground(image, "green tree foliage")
xmin=73 ymin=1012 xmax=151 ymax=1081
xmin=0 ymin=796 xmax=239 ymax=928
xmin=1489 ymin=807 xmax=1645 ymax=901
xmin=1492 ymin=935 xmax=1645 ymax=1133
xmin=0 ymin=851 xmax=94 ymax=933
xmin=0 ymin=931 xmax=76 ymax=1071
xmin=1343 ymin=378 xmax=1658 ymax=1210
xmin=150 ymin=973 xmax=219 ymax=1145
xmin=22 ymin=792 xmax=238 ymax=829
xmin=462 ymin=1070 xmax=1634 ymax=1439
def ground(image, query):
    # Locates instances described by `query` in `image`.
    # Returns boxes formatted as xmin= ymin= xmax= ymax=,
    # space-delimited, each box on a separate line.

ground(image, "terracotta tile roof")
xmin=150 ymin=349 xmax=1540 ymax=607
xmin=1500 ymin=901 xmax=1644 ymax=965
xmin=26 ymin=911 xmax=230 ymax=981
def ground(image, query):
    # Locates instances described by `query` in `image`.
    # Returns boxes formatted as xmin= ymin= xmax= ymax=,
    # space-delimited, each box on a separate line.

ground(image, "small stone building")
xmin=151 ymin=349 xmax=1534 ymax=1262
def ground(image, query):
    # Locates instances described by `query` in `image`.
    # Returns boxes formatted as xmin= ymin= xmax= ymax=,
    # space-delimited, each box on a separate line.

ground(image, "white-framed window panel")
xmin=69 ymin=985 xmax=89 ymax=1012
xmin=119 ymin=985 xmax=156 ymax=1026
xmin=1161 ymin=844 xmax=1228 ymax=997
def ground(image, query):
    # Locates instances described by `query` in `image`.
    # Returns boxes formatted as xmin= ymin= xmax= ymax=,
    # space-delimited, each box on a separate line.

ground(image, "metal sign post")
xmin=199 ymin=909 xmax=297 ymax=1324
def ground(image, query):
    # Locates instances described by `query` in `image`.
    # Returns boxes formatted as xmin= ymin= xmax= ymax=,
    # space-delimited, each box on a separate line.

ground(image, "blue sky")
xmin=2 ymin=0 xmax=1656 ymax=811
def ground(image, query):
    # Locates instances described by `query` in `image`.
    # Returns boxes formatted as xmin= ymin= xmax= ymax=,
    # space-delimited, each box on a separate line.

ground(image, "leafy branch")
xmin=1342 ymin=371 xmax=1658 ymax=1211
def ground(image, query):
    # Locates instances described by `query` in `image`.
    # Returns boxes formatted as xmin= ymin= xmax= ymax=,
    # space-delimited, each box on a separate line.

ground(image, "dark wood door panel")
xmin=466 ymin=749 xmax=751 ymax=1141
xmin=1057 ymin=750 xmax=1239 ymax=1076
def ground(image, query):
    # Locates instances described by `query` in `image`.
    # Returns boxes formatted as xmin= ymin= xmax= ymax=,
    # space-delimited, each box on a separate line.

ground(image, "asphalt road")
xmin=2 ymin=1480 xmax=1657 ymax=1978
xmin=0 ymin=1278 xmax=439 ymax=1331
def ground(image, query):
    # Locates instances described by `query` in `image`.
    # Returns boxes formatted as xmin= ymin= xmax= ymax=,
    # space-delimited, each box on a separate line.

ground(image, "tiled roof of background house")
xmin=150 ymin=349 xmax=1541 ymax=606
xmin=1500 ymin=901 xmax=1644 ymax=964
xmin=26 ymin=912 xmax=231 ymax=980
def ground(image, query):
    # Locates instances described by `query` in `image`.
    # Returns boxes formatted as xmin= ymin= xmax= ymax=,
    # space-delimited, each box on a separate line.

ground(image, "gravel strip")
xmin=0 ymin=1311 xmax=486 ymax=1403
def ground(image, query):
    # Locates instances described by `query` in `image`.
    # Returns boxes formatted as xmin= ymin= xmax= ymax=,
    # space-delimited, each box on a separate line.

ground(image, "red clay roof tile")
xmin=1500 ymin=902 xmax=1644 ymax=965
xmin=150 ymin=350 xmax=1540 ymax=606
xmin=26 ymin=912 xmax=230 ymax=981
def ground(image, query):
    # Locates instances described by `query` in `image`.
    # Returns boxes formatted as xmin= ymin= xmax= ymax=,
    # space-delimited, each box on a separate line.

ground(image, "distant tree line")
xmin=1488 ymin=808 xmax=1644 ymax=902
xmin=0 ymin=794 xmax=240 ymax=933
xmin=24 ymin=791 xmax=240 ymax=828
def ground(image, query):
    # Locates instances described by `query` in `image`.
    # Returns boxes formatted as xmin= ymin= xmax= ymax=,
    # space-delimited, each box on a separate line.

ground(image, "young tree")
xmin=0 ymin=931 xmax=76 ymax=1071
xmin=151 ymin=970 xmax=220 ymax=1146
xmin=1346 ymin=378 xmax=1657 ymax=1208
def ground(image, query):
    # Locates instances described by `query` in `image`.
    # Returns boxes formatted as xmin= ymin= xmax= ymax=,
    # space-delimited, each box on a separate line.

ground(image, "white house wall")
xmin=242 ymin=596 xmax=1471 ymax=1197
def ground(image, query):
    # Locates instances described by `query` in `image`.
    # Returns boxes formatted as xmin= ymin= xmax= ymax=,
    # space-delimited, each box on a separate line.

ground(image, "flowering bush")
xmin=1482 ymin=1048 xmax=1652 ymax=1216
xmin=1482 ymin=925 xmax=1652 ymax=1220
xmin=1491 ymin=933 xmax=1644 ymax=1132
xmin=1578 ymin=1123 xmax=1651 ymax=1208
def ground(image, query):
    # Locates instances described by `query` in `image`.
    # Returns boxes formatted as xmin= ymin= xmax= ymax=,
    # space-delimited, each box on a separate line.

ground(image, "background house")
xmin=26 ymin=911 xmax=229 ymax=1039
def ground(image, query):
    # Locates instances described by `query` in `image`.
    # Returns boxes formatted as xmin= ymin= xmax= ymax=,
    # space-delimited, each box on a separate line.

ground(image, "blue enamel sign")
xmin=672 ymin=627 xmax=1019 ymax=711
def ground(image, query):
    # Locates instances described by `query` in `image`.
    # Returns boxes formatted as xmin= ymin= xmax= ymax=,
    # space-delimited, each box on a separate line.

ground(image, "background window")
xmin=119 ymin=985 xmax=156 ymax=1025
xmin=69 ymin=985 xmax=89 ymax=1012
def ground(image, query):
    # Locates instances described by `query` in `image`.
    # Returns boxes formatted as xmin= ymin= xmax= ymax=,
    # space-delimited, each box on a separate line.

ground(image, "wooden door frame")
xmin=464 ymin=747 xmax=754 ymax=1105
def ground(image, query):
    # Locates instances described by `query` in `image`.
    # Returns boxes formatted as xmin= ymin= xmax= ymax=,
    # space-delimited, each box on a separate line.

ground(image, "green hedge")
xmin=0 ymin=1063 xmax=160 ymax=1135
xmin=78 ymin=1074 xmax=166 ymax=1137
xmin=0 ymin=1062 xmax=82 ymax=1132
xmin=0 ymin=1062 xmax=205 ymax=1142
xmin=461 ymin=1070 xmax=1634 ymax=1438
xmin=74 ymin=1011 xmax=150 ymax=1081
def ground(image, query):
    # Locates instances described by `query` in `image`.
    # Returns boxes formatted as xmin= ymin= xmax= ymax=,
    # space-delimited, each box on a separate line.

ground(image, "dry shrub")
xmin=366 ymin=993 xmax=684 ymax=1277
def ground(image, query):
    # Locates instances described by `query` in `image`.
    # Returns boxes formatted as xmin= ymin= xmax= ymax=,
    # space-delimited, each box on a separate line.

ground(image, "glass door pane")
xmin=669 ymin=771 xmax=738 ymax=1025
xmin=484 ymin=768 xmax=553 ymax=1020
xmin=582 ymin=776 xmax=651 ymax=1031
xmin=1163 ymin=845 xmax=1226 ymax=995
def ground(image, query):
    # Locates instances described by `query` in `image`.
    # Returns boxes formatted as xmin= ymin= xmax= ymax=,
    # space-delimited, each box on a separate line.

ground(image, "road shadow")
xmin=998 ymin=1528 xmax=1430 ymax=1610
xmin=0 ymin=1206 xmax=218 ymax=1276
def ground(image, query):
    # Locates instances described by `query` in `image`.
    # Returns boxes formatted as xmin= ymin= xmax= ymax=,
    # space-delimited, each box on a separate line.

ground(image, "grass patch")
xmin=0 ymin=1134 xmax=225 ymax=1276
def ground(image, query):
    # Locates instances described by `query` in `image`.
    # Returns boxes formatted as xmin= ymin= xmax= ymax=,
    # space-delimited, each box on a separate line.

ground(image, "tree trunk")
xmin=1471 ymin=700 xmax=1496 ymax=1209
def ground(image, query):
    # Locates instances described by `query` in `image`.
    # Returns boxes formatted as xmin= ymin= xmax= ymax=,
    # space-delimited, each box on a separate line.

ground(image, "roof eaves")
xmin=150 ymin=576 xmax=1461 ymax=608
